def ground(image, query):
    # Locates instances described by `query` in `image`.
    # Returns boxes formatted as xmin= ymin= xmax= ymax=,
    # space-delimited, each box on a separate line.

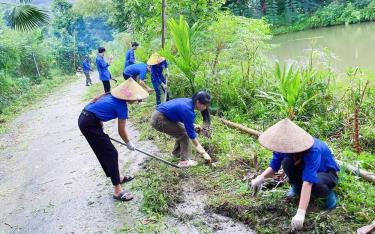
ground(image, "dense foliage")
xmin=0 ymin=0 xmax=113 ymax=115
xmin=226 ymin=0 xmax=375 ymax=33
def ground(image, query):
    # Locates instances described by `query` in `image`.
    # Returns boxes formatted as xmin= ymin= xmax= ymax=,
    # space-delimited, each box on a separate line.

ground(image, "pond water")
xmin=270 ymin=22 xmax=375 ymax=73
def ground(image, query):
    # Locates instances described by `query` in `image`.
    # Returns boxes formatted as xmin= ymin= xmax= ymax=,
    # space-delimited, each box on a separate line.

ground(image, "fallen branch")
xmin=217 ymin=118 xmax=375 ymax=184
xmin=337 ymin=160 xmax=375 ymax=184
xmin=218 ymin=117 xmax=261 ymax=137
xmin=357 ymin=220 xmax=375 ymax=234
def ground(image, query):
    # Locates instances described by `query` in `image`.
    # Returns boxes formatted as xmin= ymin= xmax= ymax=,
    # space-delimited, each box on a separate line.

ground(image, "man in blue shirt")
xmin=96 ymin=47 xmax=113 ymax=93
xmin=79 ymin=78 xmax=149 ymax=202
xmin=123 ymin=63 xmax=152 ymax=93
xmin=251 ymin=119 xmax=340 ymax=231
xmin=124 ymin=41 xmax=139 ymax=68
xmin=82 ymin=56 xmax=92 ymax=86
xmin=150 ymin=91 xmax=212 ymax=168
xmin=147 ymin=53 xmax=169 ymax=105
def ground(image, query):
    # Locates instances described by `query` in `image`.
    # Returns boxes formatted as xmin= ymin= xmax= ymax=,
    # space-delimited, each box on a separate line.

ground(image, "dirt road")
xmin=0 ymin=74 xmax=254 ymax=233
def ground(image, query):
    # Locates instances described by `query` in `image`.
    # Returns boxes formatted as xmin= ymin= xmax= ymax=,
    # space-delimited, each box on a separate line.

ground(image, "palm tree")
xmin=1 ymin=0 xmax=49 ymax=31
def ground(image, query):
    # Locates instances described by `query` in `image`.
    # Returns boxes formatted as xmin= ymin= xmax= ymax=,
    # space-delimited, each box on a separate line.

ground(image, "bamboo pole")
xmin=161 ymin=0 xmax=166 ymax=49
xmin=218 ymin=117 xmax=261 ymax=137
xmin=336 ymin=160 xmax=375 ymax=184
xmin=217 ymin=117 xmax=375 ymax=184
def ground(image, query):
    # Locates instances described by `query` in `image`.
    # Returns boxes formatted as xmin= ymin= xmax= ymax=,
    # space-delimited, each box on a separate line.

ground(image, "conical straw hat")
xmin=111 ymin=78 xmax=149 ymax=101
xmin=258 ymin=118 xmax=314 ymax=153
xmin=147 ymin=53 xmax=166 ymax=65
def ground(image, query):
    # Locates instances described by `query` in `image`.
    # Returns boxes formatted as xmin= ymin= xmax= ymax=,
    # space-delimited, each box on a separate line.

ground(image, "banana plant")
xmin=1 ymin=0 xmax=49 ymax=31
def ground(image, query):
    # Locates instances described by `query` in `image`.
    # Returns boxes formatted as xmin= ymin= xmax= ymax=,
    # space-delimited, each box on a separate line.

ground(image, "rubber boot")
xmin=325 ymin=191 xmax=337 ymax=209
xmin=286 ymin=184 xmax=301 ymax=197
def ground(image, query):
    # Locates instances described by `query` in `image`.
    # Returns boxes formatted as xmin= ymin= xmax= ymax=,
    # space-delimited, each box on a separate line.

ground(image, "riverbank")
xmin=126 ymin=94 xmax=375 ymax=233
xmin=271 ymin=1 xmax=375 ymax=35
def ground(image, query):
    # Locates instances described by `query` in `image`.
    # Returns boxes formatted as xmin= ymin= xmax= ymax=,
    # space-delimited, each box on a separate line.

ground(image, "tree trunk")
xmin=353 ymin=106 xmax=361 ymax=154
xmin=161 ymin=0 xmax=166 ymax=49
xmin=32 ymin=52 xmax=41 ymax=77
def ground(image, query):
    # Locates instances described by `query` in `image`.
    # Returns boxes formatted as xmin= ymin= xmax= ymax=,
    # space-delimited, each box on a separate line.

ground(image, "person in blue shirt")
xmin=147 ymin=53 xmax=169 ymax=105
xmin=96 ymin=47 xmax=113 ymax=93
xmin=82 ymin=56 xmax=92 ymax=86
xmin=251 ymin=119 xmax=340 ymax=231
xmin=78 ymin=78 xmax=149 ymax=201
xmin=123 ymin=63 xmax=153 ymax=93
xmin=124 ymin=41 xmax=139 ymax=68
xmin=150 ymin=91 xmax=212 ymax=168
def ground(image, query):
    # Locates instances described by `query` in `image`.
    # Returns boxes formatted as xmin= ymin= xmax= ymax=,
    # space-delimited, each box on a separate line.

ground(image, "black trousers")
xmin=123 ymin=74 xmax=131 ymax=80
xmin=78 ymin=110 xmax=120 ymax=185
xmin=102 ymin=80 xmax=111 ymax=93
xmin=282 ymin=156 xmax=338 ymax=197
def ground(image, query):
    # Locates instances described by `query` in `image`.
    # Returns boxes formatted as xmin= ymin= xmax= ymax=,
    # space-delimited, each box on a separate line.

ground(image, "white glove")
xmin=125 ymin=141 xmax=135 ymax=151
xmin=195 ymin=144 xmax=206 ymax=154
xmin=166 ymin=68 xmax=169 ymax=76
xmin=251 ymin=175 xmax=264 ymax=189
xmin=291 ymin=209 xmax=306 ymax=231
xmin=202 ymin=152 xmax=212 ymax=163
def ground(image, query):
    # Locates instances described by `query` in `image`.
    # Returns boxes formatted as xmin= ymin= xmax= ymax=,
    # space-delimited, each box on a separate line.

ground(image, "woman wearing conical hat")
xmin=251 ymin=119 xmax=340 ymax=231
xmin=147 ymin=53 xmax=169 ymax=105
xmin=78 ymin=78 xmax=149 ymax=201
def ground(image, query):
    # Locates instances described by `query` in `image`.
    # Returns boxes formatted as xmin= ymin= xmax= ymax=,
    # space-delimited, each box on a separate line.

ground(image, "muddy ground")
xmin=0 ymin=73 xmax=254 ymax=233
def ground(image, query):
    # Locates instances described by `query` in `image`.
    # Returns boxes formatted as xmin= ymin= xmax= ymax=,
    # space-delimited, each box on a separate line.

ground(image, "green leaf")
xmin=9 ymin=3 xmax=49 ymax=31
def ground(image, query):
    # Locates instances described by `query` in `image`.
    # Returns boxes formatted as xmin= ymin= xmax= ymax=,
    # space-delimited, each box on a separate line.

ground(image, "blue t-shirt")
xmin=96 ymin=55 xmax=110 ymax=81
xmin=82 ymin=60 xmax=91 ymax=72
xmin=156 ymin=98 xmax=196 ymax=139
xmin=269 ymin=138 xmax=340 ymax=184
xmin=85 ymin=94 xmax=128 ymax=122
xmin=123 ymin=63 xmax=147 ymax=80
xmin=125 ymin=48 xmax=135 ymax=67
xmin=151 ymin=60 xmax=168 ymax=83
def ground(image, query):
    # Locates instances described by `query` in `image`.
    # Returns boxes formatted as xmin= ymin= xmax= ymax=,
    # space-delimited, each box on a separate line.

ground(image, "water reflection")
xmin=270 ymin=22 xmax=375 ymax=73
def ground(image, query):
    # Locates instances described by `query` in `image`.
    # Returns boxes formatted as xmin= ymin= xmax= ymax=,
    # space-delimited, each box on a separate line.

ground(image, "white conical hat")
xmin=259 ymin=118 xmax=314 ymax=153
xmin=111 ymin=78 xmax=149 ymax=101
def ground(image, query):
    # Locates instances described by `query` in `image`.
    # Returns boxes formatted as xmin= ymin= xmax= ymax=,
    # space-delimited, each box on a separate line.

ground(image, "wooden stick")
xmin=217 ymin=117 xmax=375 ymax=184
xmin=218 ymin=117 xmax=261 ymax=137
xmin=336 ymin=160 xmax=375 ymax=184
xmin=357 ymin=220 xmax=375 ymax=234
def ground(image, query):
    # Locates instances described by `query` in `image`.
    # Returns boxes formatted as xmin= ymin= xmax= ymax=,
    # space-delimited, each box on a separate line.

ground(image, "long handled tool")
xmin=109 ymin=137 xmax=180 ymax=169
xmin=163 ymin=71 xmax=169 ymax=103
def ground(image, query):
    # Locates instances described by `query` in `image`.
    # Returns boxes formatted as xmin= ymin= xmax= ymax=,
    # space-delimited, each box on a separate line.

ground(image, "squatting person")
xmin=150 ymin=91 xmax=213 ymax=168
xmin=251 ymin=118 xmax=340 ymax=231
xmin=78 ymin=78 xmax=149 ymax=201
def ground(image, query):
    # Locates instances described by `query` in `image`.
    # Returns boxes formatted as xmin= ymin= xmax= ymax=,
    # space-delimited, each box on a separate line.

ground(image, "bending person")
xmin=123 ymin=63 xmax=153 ymax=93
xmin=151 ymin=91 xmax=212 ymax=168
xmin=251 ymin=119 xmax=340 ymax=231
xmin=78 ymin=78 xmax=149 ymax=201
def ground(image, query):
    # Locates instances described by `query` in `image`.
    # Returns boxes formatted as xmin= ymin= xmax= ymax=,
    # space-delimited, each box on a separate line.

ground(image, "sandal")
xmin=121 ymin=175 xmax=135 ymax=184
xmin=178 ymin=160 xmax=198 ymax=168
xmin=113 ymin=191 xmax=134 ymax=201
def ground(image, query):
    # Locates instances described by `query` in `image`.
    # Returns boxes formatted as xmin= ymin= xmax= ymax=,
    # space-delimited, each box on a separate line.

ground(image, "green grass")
xmin=124 ymin=97 xmax=375 ymax=233
xmin=83 ymin=81 xmax=374 ymax=233
xmin=0 ymin=72 xmax=76 ymax=133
